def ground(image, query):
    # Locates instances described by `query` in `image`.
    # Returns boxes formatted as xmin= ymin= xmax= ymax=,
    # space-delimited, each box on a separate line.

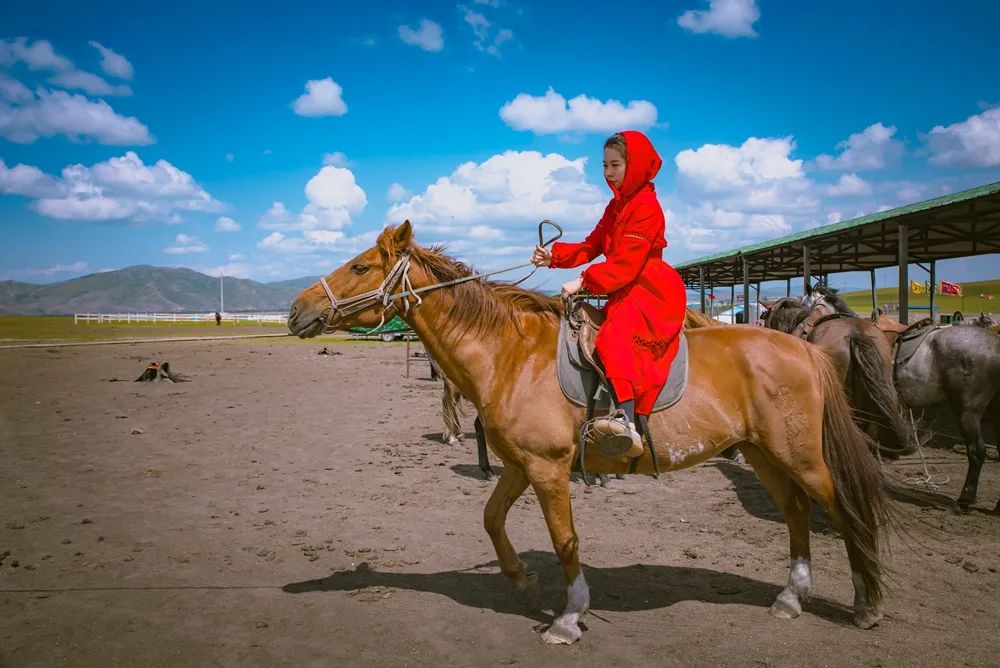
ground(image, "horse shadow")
xmin=282 ymin=549 xmax=852 ymax=626
xmin=711 ymin=461 xmax=836 ymax=533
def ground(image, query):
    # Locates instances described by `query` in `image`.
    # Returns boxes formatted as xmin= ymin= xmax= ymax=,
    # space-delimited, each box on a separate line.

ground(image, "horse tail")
xmin=848 ymin=331 xmax=916 ymax=458
xmin=810 ymin=345 xmax=891 ymax=606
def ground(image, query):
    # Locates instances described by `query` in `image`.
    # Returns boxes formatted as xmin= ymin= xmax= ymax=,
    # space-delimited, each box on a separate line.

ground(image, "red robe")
xmin=549 ymin=130 xmax=687 ymax=415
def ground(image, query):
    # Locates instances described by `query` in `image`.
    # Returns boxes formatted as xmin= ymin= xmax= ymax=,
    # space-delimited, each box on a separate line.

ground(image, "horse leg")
xmin=474 ymin=417 xmax=495 ymax=480
xmin=483 ymin=465 xmax=534 ymax=604
xmin=441 ymin=380 xmax=462 ymax=446
xmin=954 ymin=405 xmax=987 ymax=511
xmin=737 ymin=444 xmax=813 ymax=619
xmin=529 ymin=467 xmax=588 ymax=645
xmin=792 ymin=468 xmax=883 ymax=628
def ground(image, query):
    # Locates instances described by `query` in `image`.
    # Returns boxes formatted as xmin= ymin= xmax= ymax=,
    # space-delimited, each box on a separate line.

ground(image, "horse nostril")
xmin=289 ymin=305 xmax=298 ymax=320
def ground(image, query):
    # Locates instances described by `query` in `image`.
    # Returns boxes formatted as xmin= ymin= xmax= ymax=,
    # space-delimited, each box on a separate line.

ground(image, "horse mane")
xmin=768 ymin=298 xmax=810 ymax=333
xmin=406 ymin=243 xmax=562 ymax=338
xmin=812 ymin=284 xmax=857 ymax=316
xmin=684 ymin=308 xmax=720 ymax=328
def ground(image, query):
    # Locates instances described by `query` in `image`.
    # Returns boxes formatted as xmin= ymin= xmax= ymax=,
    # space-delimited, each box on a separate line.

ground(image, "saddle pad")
xmin=893 ymin=318 xmax=938 ymax=375
xmin=557 ymin=316 xmax=688 ymax=413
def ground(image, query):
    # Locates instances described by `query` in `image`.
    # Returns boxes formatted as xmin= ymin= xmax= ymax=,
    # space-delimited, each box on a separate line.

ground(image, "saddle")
xmin=557 ymin=301 xmax=688 ymax=413
xmin=892 ymin=317 xmax=938 ymax=378
xmin=796 ymin=311 xmax=855 ymax=340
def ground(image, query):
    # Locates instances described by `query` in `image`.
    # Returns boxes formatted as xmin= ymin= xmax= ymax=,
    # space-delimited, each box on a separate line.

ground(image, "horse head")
xmin=288 ymin=222 xmax=416 ymax=338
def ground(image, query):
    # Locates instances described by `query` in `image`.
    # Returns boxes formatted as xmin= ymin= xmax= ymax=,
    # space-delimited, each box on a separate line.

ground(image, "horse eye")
xmin=351 ymin=264 xmax=369 ymax=274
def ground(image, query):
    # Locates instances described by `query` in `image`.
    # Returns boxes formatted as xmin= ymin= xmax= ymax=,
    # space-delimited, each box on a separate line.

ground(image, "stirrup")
xmin=583 ymin=410 xmax=644 ymax=459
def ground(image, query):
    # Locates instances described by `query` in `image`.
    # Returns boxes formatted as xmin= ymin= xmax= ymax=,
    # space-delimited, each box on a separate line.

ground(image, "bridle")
xmin=314 ymin=221 xmax=563 ymax=334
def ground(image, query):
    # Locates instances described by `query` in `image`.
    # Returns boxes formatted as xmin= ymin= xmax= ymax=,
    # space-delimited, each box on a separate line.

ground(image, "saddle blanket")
xmin=557 ymin=316 xmax=688 ymax=413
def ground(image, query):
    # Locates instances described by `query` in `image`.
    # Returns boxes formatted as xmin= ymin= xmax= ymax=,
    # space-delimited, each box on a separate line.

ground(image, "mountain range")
xmin=0 ymin=266 xmax=321 ymax=315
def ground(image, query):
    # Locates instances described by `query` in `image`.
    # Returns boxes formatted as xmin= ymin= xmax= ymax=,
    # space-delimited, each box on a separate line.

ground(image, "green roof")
xmin=674 ymin=180 xmax=1000 ymax=269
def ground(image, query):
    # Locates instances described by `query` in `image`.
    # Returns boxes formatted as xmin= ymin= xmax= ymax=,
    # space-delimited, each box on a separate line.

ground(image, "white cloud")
xmin=202 ymin=262 xmax=253 ymax=279
xmin=48 ymin=70 xmax=132 ymax=96
xmin=0 ymin=74 xmax=33 ymax=103
xmin=825 ymin=173 xmax=873 ymax=197
xmin=386 ymin=150 xmax=606 ymax=253
xmin=398 ymin=19 xmax=444 ymax=52
xmin=22 ymin=261 xmax=89 ymax=278
xmin=257 ymin=229 xmax=378 ymax=256
xmin=165 ymin=233 xmax=208 ymax=254
xmin=0 ymin=38 xmax=72 ymax=71
xmin=0 ymin=157 xmax=63 ymax=197
xmin=88 ymin=41 xmax=134 ymax=80
xmin=675 ymin=136 xmax=816 ymax=213
xmin=499 ymin=88 xmax=657 ymax=135
xmin=815 ymin=123 xmax=902 ymax=171
xmin=925 ymin=107 xmax=1000 ymax=168
xmin=0 ymin=88 xmax=154 ymax=144
xmin=322 ymin=151 xmax=352 ymax=167
xmin=387 ymin=182 xmax=411 ymax=201
xmin=256 ymin=166 xmax=369 ymax=255
xmin=9 ymin=151 xmax=222 ymax=222
xmin=291 ymin=78 xmax=347 ymax=117
xmin=677 ymin=0 xmax=760 ymax=38
xmin=462 ymin=7 xmax=513 ymax=57
xmin=215 ymin=216 xmax=241 ymax=232
xmin=260 ymin=201 xmax=293 ymax=228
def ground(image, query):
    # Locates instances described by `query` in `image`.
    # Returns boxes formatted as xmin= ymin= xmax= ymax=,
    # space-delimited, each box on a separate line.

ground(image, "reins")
xmin=316 ymin=221 xmax=563 ymax=333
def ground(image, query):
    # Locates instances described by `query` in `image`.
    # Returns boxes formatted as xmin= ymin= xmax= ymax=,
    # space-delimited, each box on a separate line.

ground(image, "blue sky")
xmin=2 ymin=0 xmax=999 ymax=292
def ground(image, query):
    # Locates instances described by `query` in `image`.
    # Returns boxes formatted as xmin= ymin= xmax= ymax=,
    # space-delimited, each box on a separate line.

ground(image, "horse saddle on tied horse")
xmin=556 ymin=296 xmax=689 ymax=476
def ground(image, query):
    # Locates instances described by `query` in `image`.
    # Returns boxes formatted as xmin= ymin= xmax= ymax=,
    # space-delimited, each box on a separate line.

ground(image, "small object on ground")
xmin=316 ymin=347 xmax=341 ymax=356
xmin=131 ymin=428 xmax=144 ymax=435
xmin=134 ymin=361 xmax=190 ymax=382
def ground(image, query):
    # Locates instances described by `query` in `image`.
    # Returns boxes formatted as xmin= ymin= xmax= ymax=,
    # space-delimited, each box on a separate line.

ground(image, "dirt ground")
xmin=1 ymin=338 xmax=999 ymax=667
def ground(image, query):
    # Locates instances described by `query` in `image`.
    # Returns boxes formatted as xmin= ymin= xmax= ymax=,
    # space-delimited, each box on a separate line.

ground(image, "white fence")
xmin=74 ymin=312 xmax=287 ymax=325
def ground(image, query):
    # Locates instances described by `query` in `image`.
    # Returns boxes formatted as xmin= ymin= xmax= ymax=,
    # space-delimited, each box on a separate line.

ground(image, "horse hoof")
xmin=445 ymin=436 xmax=461 ymax=446
xmin=768 ymin=592 xmax=802 ymax=620
xmin=541 ymin=619 xmax=582 ymax=645
xmin=852 ymin=607 xmax=882 ymax=629
xmin=516 ymin=571 xmax=540 ymax=610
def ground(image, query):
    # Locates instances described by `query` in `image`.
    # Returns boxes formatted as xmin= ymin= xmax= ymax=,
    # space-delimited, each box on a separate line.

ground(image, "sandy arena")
xmin=2 ymin=338 xmax=999 ymax=667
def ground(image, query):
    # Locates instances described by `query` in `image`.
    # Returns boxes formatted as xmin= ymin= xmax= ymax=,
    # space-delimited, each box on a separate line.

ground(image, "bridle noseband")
xmin=317 ymin=249 xmax=419 ymax=333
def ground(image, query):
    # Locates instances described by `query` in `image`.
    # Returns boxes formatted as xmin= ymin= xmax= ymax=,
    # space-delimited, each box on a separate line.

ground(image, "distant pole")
xmin=929 ymin=259 xmax=936 ymax=324
xmin=870 ymin=268 xmax=877 ymax=316
xmin=220 ymin=275 xmax=224 ymax=315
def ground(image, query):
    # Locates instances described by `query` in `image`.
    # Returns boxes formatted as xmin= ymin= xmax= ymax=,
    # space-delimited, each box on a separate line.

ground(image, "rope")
xmin=902 ymin=409 xmax=950 ymax=491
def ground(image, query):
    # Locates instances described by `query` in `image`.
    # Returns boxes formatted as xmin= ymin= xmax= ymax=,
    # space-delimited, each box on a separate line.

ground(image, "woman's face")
xmin=603 ymin=146 xmax=626 ymax=188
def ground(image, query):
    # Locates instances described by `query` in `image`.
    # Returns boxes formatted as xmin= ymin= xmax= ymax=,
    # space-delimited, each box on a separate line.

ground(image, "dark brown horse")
xmin=760 ymin=288 xmax=915 ymax=460
xmin=288 ymin=223 xmax=891 ymax=643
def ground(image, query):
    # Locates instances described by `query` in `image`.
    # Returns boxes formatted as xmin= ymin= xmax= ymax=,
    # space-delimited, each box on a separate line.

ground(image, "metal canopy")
xmin=675 ymin=180 xmax=1000 ymax=289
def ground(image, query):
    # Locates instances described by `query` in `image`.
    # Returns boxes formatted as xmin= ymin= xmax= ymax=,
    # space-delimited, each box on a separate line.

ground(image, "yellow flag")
xmin=910 ymin=280 xmax=925 ymax=295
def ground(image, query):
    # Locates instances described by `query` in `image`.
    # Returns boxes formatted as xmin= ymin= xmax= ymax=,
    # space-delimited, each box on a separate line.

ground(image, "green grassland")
xmin=837 ymin=279 xmax=1000 ymax=315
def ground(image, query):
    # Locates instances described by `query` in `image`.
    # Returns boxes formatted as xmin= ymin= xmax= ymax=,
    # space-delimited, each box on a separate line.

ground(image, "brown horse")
xmin=287 ymin=223 xmax=891 ymax=643
xmin=760 ymin=288 xmax=915 ymax=459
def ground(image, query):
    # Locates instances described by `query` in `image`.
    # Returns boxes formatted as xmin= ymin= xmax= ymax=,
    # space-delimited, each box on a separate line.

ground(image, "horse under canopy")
xmin=287 ymin=223 xmax=891 ymax=643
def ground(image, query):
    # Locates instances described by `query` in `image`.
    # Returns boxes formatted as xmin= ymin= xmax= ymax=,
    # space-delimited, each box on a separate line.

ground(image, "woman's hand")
xmin=561 ymin=276 xmax=584 ymax=297
xmin=531 ymin=245 xmax=552 ymax=267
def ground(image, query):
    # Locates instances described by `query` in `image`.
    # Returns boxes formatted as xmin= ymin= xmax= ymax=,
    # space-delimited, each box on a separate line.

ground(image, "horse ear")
xmin=393 ymin=220 xmax=413 ymax=248
xmin=378 ymin=221 xmax=414 ymax=257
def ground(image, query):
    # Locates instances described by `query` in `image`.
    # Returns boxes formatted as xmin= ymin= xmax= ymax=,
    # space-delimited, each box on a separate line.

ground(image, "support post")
xmin=898 ymin=223 xmax=909 ymax=325
xmin=786 ymin=277 xmax=791 ymax=297
xmin=870 ymin=268 xmax=877 ymax=316
xmin=802 ymin=244 xmax=811 ymax=295
xmin=742 ymin=257 xmax=751 ymax=325
xmin=929 ymin=259 xmax=936 ymax=325
xmin=699 ymin=266 xmax=706 ymax=314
